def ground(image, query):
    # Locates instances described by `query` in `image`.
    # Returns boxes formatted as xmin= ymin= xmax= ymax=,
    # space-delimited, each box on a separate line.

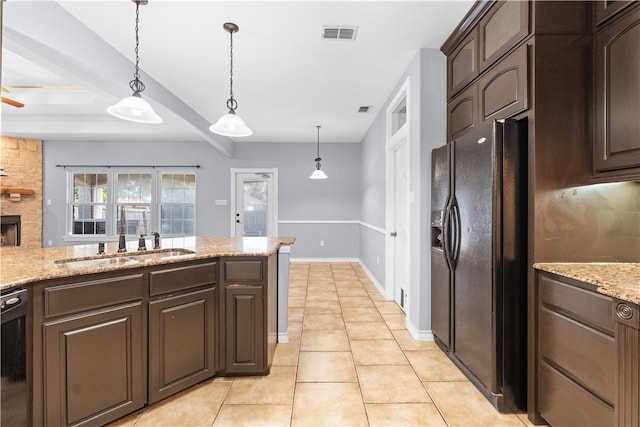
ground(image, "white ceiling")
xmin=1 ymin=0 xmax=472 ymax=155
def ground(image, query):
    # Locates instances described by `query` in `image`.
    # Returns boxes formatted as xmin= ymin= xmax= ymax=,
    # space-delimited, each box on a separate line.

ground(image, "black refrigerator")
xmin=430 ymin=119 xmax=527 ymax=412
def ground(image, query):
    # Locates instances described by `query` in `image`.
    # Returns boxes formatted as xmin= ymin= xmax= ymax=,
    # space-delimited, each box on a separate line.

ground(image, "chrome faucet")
xmin=117 ymin=206 xmax=127 ymax=253
xmin=152 ymin=232 xmax=160 ymax=249
xmin=138 ymin=234 xmax=147 ymax=251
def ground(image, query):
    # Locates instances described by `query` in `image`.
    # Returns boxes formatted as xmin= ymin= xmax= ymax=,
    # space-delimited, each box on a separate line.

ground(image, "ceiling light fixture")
xmin=210 ymin=22 xmax=252 ymax=137
xmin=309 ymin=125 xmax=328 ymax=180
xmin=107 ymin=0 xmax=162 ymax=124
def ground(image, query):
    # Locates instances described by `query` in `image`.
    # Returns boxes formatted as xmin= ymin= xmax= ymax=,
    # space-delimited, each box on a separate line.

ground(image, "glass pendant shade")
xmin=209 ymin=110 xmax=252 ymax=137
xmin=107 ymin=94 xmax=163 ymax=124
xmin=309 ymin=168 xmax=328 ymax=180
xmin=107 ymin=0 xmax=162 ymax=125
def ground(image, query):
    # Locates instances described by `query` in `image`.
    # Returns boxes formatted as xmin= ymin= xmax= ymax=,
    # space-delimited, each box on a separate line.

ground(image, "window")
xmin=72 ymin=173 xmax=108 ymax=235
xmin=67 ymin=169 xmax=196 ymax=239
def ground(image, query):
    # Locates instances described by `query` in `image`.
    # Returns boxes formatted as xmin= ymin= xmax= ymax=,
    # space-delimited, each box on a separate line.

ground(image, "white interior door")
xmin=393 ymin=141 xmax=410 ymax=311
xmin=385 ymin=78 xmax=411 ymax=311
xmin=231 ymin=169 xmax=278 ymax=237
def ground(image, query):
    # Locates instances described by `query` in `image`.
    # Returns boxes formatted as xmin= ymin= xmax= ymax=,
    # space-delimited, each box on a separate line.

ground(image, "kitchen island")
xmin=531 ymin=262 xmax=639 ymax=426
xmin=1 ymin=236 xmax=294 ymax=427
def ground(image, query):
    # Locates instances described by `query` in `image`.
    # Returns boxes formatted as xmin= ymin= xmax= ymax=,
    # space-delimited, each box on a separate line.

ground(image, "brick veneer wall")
xmin=0 ymin=136 xmax=43 ymax=249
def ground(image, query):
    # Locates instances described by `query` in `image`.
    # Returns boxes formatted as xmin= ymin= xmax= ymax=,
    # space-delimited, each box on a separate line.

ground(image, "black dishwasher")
xmin=1 ymin=288 xmax=28 ymax=427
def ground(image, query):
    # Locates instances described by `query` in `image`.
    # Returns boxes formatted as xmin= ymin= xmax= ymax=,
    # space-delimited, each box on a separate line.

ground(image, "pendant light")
xmin=210 ymin=22 xmax=253 ymax=137
xmin=107 ymin=0 xmax=162 ymax=124
xmin=309 ymin=125 xmax=328 ymax=180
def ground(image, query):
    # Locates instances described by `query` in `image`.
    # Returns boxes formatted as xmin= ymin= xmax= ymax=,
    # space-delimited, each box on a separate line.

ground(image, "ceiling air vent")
xmin=322 ymin=26 xmax=358 ymax=41
xmin=358 ymin=106 xmax=370 ymax=113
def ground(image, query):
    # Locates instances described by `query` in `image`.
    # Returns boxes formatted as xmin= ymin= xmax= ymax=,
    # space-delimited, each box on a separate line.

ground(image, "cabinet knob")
xmin=390 ymin=231 xmax=397 ymax=237
xmin=616 ymin=302 xmax=634 ymax=321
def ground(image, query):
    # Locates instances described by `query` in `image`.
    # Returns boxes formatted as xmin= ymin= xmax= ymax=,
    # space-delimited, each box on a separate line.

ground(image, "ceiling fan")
xmin=1 ymin=86 xmax=25 ymax=108
xmin=1 ymin=85 xmax=87 ymax=108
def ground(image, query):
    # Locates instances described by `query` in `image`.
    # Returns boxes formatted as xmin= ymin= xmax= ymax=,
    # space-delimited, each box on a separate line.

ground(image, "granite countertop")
xmin=0 ymin=236 xmax=296 ymax=291
xmin=534 ymin=262 xmax=640 ymax=305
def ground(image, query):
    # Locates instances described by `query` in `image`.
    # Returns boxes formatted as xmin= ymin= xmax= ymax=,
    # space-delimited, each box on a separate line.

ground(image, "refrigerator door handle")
xmin=442 ymin=203 xmax=452 ymax=267
xmin=450 ymin=201 xmax=461 ymax=263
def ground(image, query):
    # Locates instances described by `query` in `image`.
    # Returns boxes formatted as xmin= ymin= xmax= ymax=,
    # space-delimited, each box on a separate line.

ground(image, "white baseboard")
xmin=277 ymin=333 xmax=289 ymax=343
xmin=405 ymin=321 xmax=434 ymax=341
xmin=356 ymin=260 xmax=387 ymax=300
xmin=290 ymin=257 xmax=360 ymax=263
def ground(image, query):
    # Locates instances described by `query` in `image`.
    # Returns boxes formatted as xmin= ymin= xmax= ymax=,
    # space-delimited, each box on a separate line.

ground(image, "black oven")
xmin=1 ymin=288 xmax=28 ymax=427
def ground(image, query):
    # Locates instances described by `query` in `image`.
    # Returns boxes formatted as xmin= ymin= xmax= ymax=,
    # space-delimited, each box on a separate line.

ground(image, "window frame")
xmin=64 ymin=168 xmax=197 ymax=242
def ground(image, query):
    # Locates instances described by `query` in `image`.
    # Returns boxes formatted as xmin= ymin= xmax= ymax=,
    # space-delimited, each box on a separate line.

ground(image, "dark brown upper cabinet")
xmin=478 ymin=44 xmax=529 ymax=125
xmin=594 ymin=0 xmax=637 ymax=26
xmin=594 ymin=5 xmax=640 ymax=180
xmin=478 ymin=0 xmax=529 ymax=70
xmin=448 ymin=83 xmax=478 ymax=141
xmin=448 ymin=28 xmax=479 ymax=99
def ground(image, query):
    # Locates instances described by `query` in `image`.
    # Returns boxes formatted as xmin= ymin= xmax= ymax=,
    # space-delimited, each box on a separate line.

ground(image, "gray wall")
xmin=358 ymin=48 xmax=447 ymax=337
xmin=42 ymin=140 xmax=362 ymax=260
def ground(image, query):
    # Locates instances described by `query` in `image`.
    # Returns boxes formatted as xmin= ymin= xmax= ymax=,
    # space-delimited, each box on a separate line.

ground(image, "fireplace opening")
xmin=1 ymin=215 xmax=21 ymax=247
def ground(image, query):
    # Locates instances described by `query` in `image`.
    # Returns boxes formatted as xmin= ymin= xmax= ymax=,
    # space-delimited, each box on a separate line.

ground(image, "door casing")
xmin=230 ymin=168 xmax=278 ymax=237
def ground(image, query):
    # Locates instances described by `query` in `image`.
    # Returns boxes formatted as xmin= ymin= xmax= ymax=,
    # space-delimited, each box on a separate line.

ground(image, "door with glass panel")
xmin=232 ymin=169 xmax=277 ymax=237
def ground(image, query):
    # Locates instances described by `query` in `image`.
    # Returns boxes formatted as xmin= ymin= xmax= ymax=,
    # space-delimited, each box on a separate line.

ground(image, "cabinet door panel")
xmin=448 ymin=84 xmax=478 ymax=141
xmin=479 ymin=0 xmax=529 ymax=69
xmin=594 ymin=0 xmax=636 ymax=26
xmin=594 ymin=7 xmax=640 ymax=173
xmin=148 ymin=288 xmax=216 ymax=404
xmin=448 ymin=28 xmax=478 ymax=98
xmin=43 ymin=302 xmax=144 ymax=427
xmin=224 ymin=285 xmax=265 ymax=374
xmin=478 ymin=44 xmax=528 ymax=123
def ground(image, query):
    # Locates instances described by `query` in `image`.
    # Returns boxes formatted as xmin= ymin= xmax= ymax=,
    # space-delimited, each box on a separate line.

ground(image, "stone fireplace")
xmin=0 ymin=215 xmax=21 ymax=246
xmin=0 ymin=136 xmax=43 ymax=249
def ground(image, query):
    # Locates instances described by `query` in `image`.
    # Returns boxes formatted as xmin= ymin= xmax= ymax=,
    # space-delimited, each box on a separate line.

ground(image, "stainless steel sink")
xmin=128 ymin=248 xmax=196 ymax=262
xmin=54 ymin=248 xmax=196 ymax=269
xmin=54 ymin=256 xmax=139 ymax=269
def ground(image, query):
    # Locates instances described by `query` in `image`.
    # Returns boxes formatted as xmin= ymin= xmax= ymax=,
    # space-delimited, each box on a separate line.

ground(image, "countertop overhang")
xmin=0 ymin=236 xmax=295 ymax=291
xmin=534 ymin=262 xmax=640 ymax=305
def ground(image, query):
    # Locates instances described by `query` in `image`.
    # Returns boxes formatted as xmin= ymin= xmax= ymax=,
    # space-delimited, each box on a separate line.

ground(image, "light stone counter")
xmin=534 ymin=262 xmax=640 ymax=305
xmin=0 ymin=236 xmax=295 ymax=291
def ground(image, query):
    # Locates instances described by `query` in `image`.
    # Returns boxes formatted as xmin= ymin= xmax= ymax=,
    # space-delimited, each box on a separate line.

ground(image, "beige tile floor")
xmin=109 ymin=262 xmax=538 ymax=427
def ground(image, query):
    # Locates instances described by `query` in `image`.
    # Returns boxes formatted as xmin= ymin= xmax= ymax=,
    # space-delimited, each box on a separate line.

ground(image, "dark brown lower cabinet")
xmin=223 ymin=284 xmax=265 ymax=374
xmin=533 ymin=270 xmax=640 ymax=426
xmin=43 ymin=302 xmax=145 ymax=427
xmin=32 ymin=256 xmax=277 ymax=425
xmin=148 ymin=287 xmax=216 ymax=404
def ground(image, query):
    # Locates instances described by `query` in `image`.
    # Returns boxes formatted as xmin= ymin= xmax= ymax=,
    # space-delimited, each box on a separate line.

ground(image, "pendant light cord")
xmin=315 ymin=125 xmax=322 ymax=163
xmin=130 ymin=1 xmax=145 ymax=95
xmin=229 ymin=29 xmax=234 ymax=103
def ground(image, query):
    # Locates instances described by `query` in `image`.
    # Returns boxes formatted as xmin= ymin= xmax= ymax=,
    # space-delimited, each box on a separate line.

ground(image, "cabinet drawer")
xmin=222 ymin=259 xmax=264 ymax=282
xmin=478 ymin=0 xmax=529 ymax=70
xmin=150 ymin=261 xmax=217 ymax=296
xmin=539 ymin=362 xmax=615 ymax=427
xmin=539 ymin=273 xmax=614 ymax=334
xmin=478 ymin=43 xmax=528 ymax=123
xmin=540 ymin=307 xmax=615 ymax=404
xmin=45 ymin=273 xmax=145 ymax=318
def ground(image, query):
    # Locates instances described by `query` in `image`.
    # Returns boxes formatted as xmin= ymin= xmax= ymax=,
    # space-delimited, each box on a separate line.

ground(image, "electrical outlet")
xmin=376 ymin=256 xmax=380 ymax=265
xmin=320 ymin=240 xmax=325 ymax=247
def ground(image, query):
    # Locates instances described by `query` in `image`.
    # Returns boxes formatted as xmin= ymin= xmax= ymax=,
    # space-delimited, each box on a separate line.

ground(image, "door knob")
xmin=390 ymin=231 xmax=397 ymax=237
